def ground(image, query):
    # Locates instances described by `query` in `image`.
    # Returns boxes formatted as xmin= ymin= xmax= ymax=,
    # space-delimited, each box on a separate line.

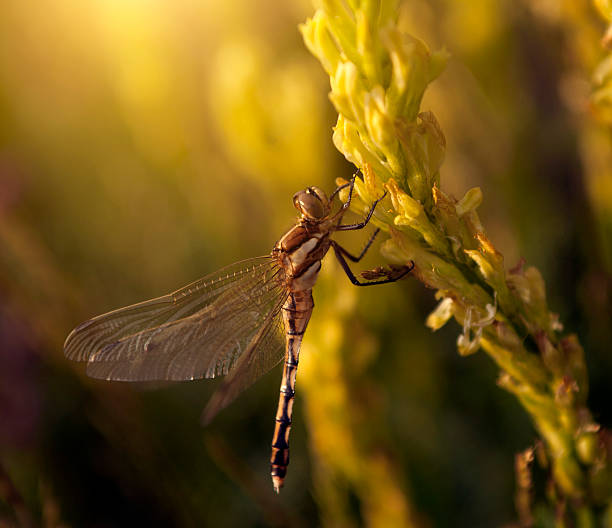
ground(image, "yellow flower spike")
xmin=299 ymin=13 xmax=341 ymax=77
xmin=351 ymin=166 xmax=371 ymax=201
xmin=407 ymin=41 xmax=441 ymax=116
xmin=455 ymin=187 xmax=483 ymax=217
xmin=332 ymin=116 xmax=364 ymax=168
xmin=464 ymin=233 xmax=520 ymax=320
xmin=355 ymin=8 xmax=382 ymax=85
xmin=381 ymin=236 xmax=492 ymax=311
xmin=475 ymin=232 xmax=499 ymax=258
xmin=380 ymin=29 xmax=447 ymax=120
xmin=384 ymin=177 xmax=403 ymax=214
xmin=464 ymin=249 xmax=497 ymax=282
xmin=330 ymin=64 xmax=358 ymax=122
xmin=481 ymin=324 xmax=550 ymax=390
xmin=339 ymin=62 xmax=367 ymax=127
xmin=352 ymin=175 xmax=371 ymax=209
xmin=499 ymin=373 xmax=560 ymax=426
xmin=304 ymin=0 xmax=603 ymax=515
xmin=381 ymin=26 xmax=409 ymax=95
xmin=489 ymin=320 xmax=528 ymax=357
xmin=385 ymin=177 xmax=451 ymax=256
xmin=414 ymin=112 xmax=446 ymax=180
xmin=364 ymin=93 xmax=395 ymax=153
xmin=328 ymin=95 xmax=354 ymax=125
xmin=385 ymin=178 xmax=423 ymax=221
xmin=431 ymin=185 xmax=478 ymax=256
xmin=333 ymin=116 xmax=393 ymax=181
xmin=362 ymin=89 xmax=405 ymax=179
xmin=364 ymin=88 xmax=398 ymax=155
xmin=369 ymin=84 xmax=386 ymax=110
xmin=361 ymin=162 xmax=384 ymax=196
xmin=395 ymin=113 xmax=446 ymax=203
xmin=379 ymin=234 xmax=420 ymax=267
xmin=464 ymin=209 xmax=485 ymax=236
xmin=299 ymin=17 xmax=318 ymax=58
xmin=426 ymin=297 xmax=455 ymax=331
xmin=320 ymin=0 xmax=359 ymax=65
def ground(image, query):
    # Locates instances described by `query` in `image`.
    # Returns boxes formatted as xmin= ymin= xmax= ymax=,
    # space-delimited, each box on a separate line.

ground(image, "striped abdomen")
xmin=270 ymin=220 xmax=330 ymax=491
xmin=270 ymin=290 xmax=313 ymax=493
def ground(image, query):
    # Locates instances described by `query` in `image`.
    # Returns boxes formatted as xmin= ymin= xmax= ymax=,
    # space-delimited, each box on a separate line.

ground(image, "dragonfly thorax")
xmin=292 ymin=186 xmax=330 ymax=220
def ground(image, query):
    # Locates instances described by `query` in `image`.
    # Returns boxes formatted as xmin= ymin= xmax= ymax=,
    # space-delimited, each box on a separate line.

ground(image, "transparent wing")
xmin=64 ymin=256 xmax=288 ymax=383
xmin=202 ymin=300 xmax=287 ymax=424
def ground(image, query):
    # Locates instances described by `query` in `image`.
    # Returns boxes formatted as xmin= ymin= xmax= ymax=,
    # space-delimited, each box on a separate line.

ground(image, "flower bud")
xmin=456 ymin=187 xmax=483 ymax=216
xmin=426 ymin=297 xmax=455 ymax=331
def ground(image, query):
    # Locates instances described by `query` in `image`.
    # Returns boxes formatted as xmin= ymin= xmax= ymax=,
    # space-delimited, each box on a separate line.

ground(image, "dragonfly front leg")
xmin=270 ymin=290 xmax=314 ymax=493
xmin=335 ymin=228 xmax=380 ymax=263
xmin=335 ymin=190 xmax=387 ymax=231
xmin=329 ymin=170 xmax=359 ymax=204
xmin=329 ymin=170 xmax=387 ymax=232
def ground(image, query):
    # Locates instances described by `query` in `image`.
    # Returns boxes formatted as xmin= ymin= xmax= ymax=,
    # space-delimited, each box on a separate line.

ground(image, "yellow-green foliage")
xmin=302 ymin=0 xmax=612 ymax=522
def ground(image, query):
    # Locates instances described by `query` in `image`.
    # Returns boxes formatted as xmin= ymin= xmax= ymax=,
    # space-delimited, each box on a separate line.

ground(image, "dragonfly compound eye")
xmin=292 ymin=187 xmax=330 ymax=220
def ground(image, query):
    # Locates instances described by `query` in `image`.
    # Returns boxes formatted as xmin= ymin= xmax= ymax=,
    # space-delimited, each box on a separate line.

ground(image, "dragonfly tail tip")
xmin=272 ymin=476 xmax=284 ymax=494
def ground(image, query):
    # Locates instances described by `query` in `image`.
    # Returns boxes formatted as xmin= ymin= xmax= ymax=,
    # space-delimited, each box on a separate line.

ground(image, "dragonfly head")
xmin=293 ymin=187 xmax=330 ymax=220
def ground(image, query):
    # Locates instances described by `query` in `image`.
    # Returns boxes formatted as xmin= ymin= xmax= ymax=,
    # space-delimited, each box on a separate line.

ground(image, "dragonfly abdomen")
xmin=270 ymin=290 xmax=314 ymax=493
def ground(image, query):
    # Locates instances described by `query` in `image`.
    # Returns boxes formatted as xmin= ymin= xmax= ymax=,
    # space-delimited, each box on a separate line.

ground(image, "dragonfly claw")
xmin=360 ymin=263 xmax=414 ymax=282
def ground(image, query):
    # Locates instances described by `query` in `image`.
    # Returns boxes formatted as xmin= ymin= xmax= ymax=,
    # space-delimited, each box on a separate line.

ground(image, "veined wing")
xmin=202 ymin=305 xmax=286 ymax=424
xmin=64 ymin=256 xmax=288 ymax=382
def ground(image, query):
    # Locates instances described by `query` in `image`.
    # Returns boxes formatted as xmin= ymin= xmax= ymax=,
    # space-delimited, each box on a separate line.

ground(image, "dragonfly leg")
xmin=335 ymin=190 xmax=387 ymax=231
xmin=332 ymin=240 xmax=414 ymax=286
xmin=329 ymin=170 xmax=386 ymax=231
xmin=329 ymin=173 xmax=358 ymax=225
xmin=328 ymin=181 xmax=351 ymax=203
xmin=329 ymin=170 xmax=359 ymax=203
xmin=334 ymin=228 xmax=380 ymax=263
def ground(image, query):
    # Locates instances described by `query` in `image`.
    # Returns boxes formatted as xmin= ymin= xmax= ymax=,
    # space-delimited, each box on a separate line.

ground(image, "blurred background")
xmin=0 ymin=0 xmax=611 ymax=526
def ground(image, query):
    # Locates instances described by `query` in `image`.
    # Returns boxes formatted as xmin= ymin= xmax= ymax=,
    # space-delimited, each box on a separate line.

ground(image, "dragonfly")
xmin=64 ymin=173 xmax=413 ymax=493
